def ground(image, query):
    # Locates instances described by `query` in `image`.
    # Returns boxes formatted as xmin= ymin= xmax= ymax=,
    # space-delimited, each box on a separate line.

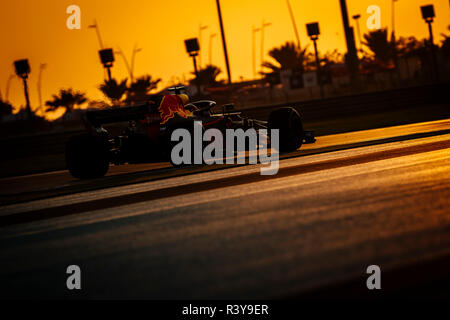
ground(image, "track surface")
xmin=1 ymin=119 xmax=449 ymax=203
xmin=0 ymin=120 xmax=449 ymax=299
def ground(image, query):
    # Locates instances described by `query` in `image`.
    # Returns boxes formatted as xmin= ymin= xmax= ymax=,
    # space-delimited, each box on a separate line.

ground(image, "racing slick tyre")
xmin=268 ymin=107 xmax=303 ymax=153
xmin=65 ymin=134 xmax=110 ymax=179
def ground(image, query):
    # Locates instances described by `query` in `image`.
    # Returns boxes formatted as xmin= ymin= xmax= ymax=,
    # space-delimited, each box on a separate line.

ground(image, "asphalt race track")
xmin=1 ymin=119 xmax=450 ymax=299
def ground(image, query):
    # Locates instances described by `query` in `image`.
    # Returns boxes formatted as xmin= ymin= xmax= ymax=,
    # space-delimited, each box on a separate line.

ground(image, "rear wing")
xmin=85 ymin=97 xmax=162 ymax=127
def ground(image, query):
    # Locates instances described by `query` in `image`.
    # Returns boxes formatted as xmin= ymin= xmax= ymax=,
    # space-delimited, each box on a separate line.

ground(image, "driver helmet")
xmin=178 ymin=94 xmax=190 ymax=106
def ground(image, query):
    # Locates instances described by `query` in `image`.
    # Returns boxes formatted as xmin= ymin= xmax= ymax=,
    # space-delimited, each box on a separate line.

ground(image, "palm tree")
xmin=397 ymin=37 xmax=422 ymax=56
xmin=321 ymin=50 xmax=344 ymax=65
xmin=45 ymin=89 xmax=87 ymax=115
xmin=362 ymin=29 xmax=396 ymax=67
xmin=126 ymin=75 xmax=161 ymax=104
xmin=440 ymin=25 xmax=450 ymax=61
xmin=262 ymin=41 xmax=310 ymax=73
xmin=99 ymin=78 xmax=128 ymax=105
xmin=0 ymin=98 xmax=13 ymax=117
xmin=190 ymin=65 xmax=224 ymax=87
xmin=396 ymin=36 xmax=428 ymax=60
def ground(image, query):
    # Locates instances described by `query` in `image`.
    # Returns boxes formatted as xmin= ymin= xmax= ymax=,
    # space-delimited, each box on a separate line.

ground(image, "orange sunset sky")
xmin=0 ymin=0 xmax=449 ymax=118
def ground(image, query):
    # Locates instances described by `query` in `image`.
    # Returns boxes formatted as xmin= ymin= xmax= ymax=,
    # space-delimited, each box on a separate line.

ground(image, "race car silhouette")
xmin=66 ymin=86 xmax=315 ymax=179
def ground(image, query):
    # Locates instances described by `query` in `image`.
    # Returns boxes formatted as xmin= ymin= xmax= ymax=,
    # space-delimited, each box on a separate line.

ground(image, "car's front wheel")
xmin=268 ymin=107 xmax=303 ymax=153
xmin=66 ymin=134 xmax=110 ymax=179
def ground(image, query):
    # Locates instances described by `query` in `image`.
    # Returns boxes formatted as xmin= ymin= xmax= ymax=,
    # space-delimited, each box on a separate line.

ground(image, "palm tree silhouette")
xmin=126 ymin=75 xmax=161 ymax=104
xmin=440 ymin=25 xmax=450 ymax=61
xmin=396 ymin=36 xmax=427 ymax=59
xmin=99 ymin=78 xmax=128 ymax=106
xmin=262 ymin=42 xmax=310 ymax=73
xmin=363 ymin=29 xmax=396 ymax=67
xmin=190 ymin=65 xmax=224 ymax=87
xmin=316 ymin=50 xmax=344 ymax=82
xmin=45 ymin=89 xmax=87 ymax=115
xmin=0 ymin=98 xmax=13 ymax=117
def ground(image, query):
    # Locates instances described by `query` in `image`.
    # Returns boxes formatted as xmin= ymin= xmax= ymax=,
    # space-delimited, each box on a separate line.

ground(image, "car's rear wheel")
xmin=66 ymin=134 xmax=110 ymax=179
xmin=268 ymin=107 xmax=303 ymax=153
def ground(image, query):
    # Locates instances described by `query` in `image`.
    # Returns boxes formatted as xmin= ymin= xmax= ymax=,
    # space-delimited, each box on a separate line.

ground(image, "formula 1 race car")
xmin=66 ymin=86 xmax=315 ymax=179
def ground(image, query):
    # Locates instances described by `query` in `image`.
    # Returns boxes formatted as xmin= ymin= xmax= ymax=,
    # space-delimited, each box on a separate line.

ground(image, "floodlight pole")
xmin=286 ymin=0 xmax=301 ymax=49
xmin=6 ymin=74 xmax=15 ymax=101
xmin=260 ymin=20 xmax=272 ymax=77
xmin=191 ymin=53 xmax=201 ymax=95
xmin=426 ymin=19 xmax=438 ymax=81
xmin=339 ymin=0 xmax=358 ymax=82
xmin=89 ymin=20 xmax=104 ymax=49
xmin=252 ymin=26 xmax=260 ymax=79
xmin=37 ymin=63 xmax=47 ymax=110
xmin=391 ymin=0 xmax=399 ymax=69
xmin=117 ymin=48 xmax=133 ymax=82
xmin=352 ymin=15 xmax=362 ymax=56
xmin=427 ymin=20 xmax=434 ymax=46
xmin=199 ymin=24 xmax=209 ymax=68
xmin=21 ymin=75 xmax=32 ymax=120
xmin=130 ymin=45 xmax=142 ymax=82
xmin=421 ymin=3 xmax=438 ymax=82
xmin=106 ymin=67 xmax=112 ymax=82
xmin=391 ymin=0 xmax=398 ymax=40
xmin=216 ymin=0 xmax=232 ymax=91
xmin=311 ymin=36 xmax=324 ymax=99
xmin=209 ymin=33 xmax=217 ymax=65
